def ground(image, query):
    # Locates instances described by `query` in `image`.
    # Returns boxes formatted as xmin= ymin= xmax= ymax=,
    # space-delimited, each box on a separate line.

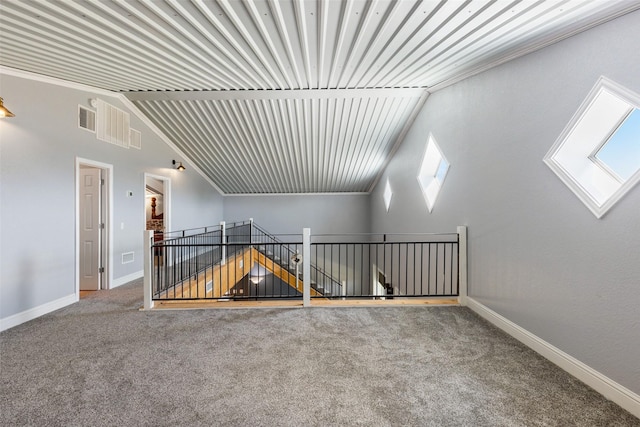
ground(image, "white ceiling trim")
xmin=223 ymin=192 xmax=370 ymax=197
xmin=125 ymin=87 xmax=427 ymax=101
xmin=0 ymin=65 xmax=119 ymax=98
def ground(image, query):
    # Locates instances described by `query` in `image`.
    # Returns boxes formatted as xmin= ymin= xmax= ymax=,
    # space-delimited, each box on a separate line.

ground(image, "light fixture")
xmin=249 ymin=264 xmax=266 ymax=285
xmin=249 ymin=275 xmax=264 ymax=285
xmin=0 ymin=97 xmax=15 ymax=118
xmin=172 ymin=160 xmax=185 ymax=171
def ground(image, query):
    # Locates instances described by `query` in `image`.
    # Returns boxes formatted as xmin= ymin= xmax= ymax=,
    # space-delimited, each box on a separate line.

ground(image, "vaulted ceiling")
xmin=2 ymin=0 xmax=639 ymax=194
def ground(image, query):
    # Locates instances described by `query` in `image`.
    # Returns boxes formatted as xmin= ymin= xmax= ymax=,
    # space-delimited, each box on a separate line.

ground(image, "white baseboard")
xmin=0 ymin=293 xmax=77 ymax=332
xmin=467 ymin=297 xmax=640 ymax=419
xmin=111 ymin=270 xmax=143 ymax=288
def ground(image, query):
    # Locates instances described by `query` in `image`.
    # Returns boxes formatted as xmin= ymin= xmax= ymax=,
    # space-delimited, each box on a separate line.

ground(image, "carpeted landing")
xmin=0 ymin=279 xmax=638 ymax=426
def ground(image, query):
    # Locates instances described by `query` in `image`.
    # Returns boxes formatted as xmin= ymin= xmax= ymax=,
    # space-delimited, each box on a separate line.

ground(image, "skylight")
xmin=544 ymin=77 xmax=640 ymax=218
xmin=417 ymin=134 xmax=450 ymax=212
xmin=593 ymin=109 xmax=640 ymax=182
xmin=383 ymin=178 xmax=393 ymax=212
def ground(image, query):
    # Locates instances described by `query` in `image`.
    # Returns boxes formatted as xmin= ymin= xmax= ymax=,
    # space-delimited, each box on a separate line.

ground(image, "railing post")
xmin=303 ymin=227 xmax=311 ymax=307
xmin=457 ymin=225 xmax=468 ymax=306
xmin=143 ymin=230 xmax=154 ymax=310
xmin=220 ymin=221 xmax=226 ymax=265
xmin=341 ymin=280 xmax=346 ymax=300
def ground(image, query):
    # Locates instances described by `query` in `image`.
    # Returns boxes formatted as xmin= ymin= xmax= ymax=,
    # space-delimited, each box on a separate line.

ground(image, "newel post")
xmin=143 ymin=230 xmax=154 ymax=310
xmin=303 ymin=227 xmax=311 ymax=307
xmin=249 ymin=217 xmax=253 ymax=246
xmin=220 ymin=221 xmax=226 ymax=265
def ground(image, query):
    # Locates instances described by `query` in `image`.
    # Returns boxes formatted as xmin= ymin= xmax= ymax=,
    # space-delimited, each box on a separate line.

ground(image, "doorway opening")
xmin=76 ymin=158 xmax=112 ymax=299
xmin=145 ymin=174 xmax=171 ymax=266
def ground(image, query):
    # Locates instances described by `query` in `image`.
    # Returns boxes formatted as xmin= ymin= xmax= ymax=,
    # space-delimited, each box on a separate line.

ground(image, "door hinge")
xmin=101 ymin=178 xmax=105 ymax=186
xmin=99 ymin=223 xmax=105 ymax=229
xmin=99 ymin=267 xmax=105 ymax=273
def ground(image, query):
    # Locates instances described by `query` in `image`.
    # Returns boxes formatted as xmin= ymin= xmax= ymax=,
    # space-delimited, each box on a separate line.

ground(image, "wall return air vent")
xmin=78 ymin=105 xmax=96 ymax=132
xmin=96 ymin=98 xmax=130 ymax=148
xmin=129 ymin=128 xmax=142 ymax=150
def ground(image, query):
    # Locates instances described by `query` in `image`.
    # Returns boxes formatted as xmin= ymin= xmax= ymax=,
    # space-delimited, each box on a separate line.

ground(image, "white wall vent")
xmin=96 ymin=98 xmax=130 ymax=148
xmin=121 ymin=251 xmax=135 ymax=264
xmin=129 ymin=128 xmax=141 ymax=149
xmin=78 ymin=105 xmax=96 ymax=132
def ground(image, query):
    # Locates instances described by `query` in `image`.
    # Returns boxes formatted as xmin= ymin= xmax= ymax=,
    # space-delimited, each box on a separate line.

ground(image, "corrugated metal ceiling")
xmin=1 ymin=0 xmax=639 ymax=193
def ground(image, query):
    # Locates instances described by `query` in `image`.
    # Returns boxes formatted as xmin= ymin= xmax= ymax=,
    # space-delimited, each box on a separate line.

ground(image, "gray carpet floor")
xmin=0 ymin=279 xmax=638 ymax=427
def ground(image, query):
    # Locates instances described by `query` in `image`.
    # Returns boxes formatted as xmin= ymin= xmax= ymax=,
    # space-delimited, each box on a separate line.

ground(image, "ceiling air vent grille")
xmin=96 ymin=99 xmax=130 ymax=148
xmin=129 ymin=128 xmax=141 ymax=149
xmin=78 ymin=106 xmax=96 ymax=132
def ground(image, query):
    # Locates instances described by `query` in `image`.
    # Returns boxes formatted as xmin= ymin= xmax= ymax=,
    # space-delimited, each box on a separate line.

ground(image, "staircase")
xmin=151 ymin=221 xmax=341 ymax=300
xmin=251 ymin=224 xmax=342 ymax=297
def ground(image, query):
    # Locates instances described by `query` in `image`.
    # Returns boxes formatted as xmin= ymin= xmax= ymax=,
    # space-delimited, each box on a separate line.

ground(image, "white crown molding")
xmin=0 ymin=66 xmax=118 ymax=97
xmin=467 ymin=297 xmax=640 ymax=419
xmin=125 ymin=87 xmax=427 ymax=102
xmin=223 ymin=192 xmax=370 ymax=197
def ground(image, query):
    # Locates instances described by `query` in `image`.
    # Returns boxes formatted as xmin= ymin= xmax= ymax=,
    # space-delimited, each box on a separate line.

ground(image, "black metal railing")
xmin=152 ymin=226 xmax=224 ymax=298
xmin=150 ymin=223 xmax=458 ymax=302
xmin=151 ymin=222 xmax=307 ymax=301
xmin=311 ymin=234 xmax=459 ymax=299
xmin=251 ymin=224 xmax=343 ymax=297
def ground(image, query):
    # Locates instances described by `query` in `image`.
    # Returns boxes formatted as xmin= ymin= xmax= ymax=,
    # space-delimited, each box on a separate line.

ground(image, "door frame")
xmin=75 ymin=157 xmax=113 ymax=298
xmin=144 ymin=173 xmax=171 ymax=237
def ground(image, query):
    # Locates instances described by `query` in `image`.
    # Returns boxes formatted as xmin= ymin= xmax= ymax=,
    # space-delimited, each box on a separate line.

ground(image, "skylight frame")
xmin=383 ymin=178 xmax=393 ymax=212
xmin=544 ymin=76 xmax=640 ymax=218
xmin=417 ymin=134 xmax=450 ymax=213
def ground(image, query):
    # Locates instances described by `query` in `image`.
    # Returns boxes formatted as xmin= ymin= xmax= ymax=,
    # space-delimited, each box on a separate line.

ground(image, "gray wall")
xmin=223 ymin=194 xmax=371 ymax=236
xmin=370 ymin=10 xmax=640 ymax=394
xmin=0 ymin=73 xmax=223 ymax=320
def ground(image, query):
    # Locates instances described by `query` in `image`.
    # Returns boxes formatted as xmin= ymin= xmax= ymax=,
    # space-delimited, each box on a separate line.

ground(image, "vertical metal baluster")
xmin=449 ymin=242 xmax=453 ymax=295
xmin=360 ymin=243 xmax=364 ymax=300
xmin=436 ymin=243 xmax=440 ymax=296
xmin=419 ymin=243 xmax=423 ymax=297
xmin=428 ymin=243 xmax=432 ymax=296
xmin=456 ymin=240 xmax=460 ymax=296
xmin=407 ymin=242 xmax=410 ymax=296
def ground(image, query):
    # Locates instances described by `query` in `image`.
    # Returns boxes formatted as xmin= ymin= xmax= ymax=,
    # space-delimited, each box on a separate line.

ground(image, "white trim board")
xmin=466 ymin=297 xmax=640 ymax=419
xmin=0 ymin=66 xmax=119 ymax=97
xmin=126 ymin=87 xmax=427 ymax=102
xmin=112 ymin=270 xmax=143 ymax=288
xmin=0 ymin=294 xmax=77 ymax=332
xmin=0 ymin=272 xmax=142 ymax=331
xmin=223 ymin=192 xmax=370 ymax=197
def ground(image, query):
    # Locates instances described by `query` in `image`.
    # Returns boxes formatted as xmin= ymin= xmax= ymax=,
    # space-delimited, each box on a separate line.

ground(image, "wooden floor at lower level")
xmin=151 ymin=298 xmax=459 ymax=310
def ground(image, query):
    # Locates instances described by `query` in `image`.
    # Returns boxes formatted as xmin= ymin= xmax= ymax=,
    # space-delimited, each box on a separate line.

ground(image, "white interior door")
xmin=79 ymin=167 xmax=103 ymax=290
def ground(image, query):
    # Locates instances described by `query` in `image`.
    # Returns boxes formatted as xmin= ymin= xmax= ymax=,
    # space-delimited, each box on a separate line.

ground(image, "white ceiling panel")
xmin=1 ymin=0 xmax=639 ymax=193
xmin=130 ymin=88 xmax=426 ymax=193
